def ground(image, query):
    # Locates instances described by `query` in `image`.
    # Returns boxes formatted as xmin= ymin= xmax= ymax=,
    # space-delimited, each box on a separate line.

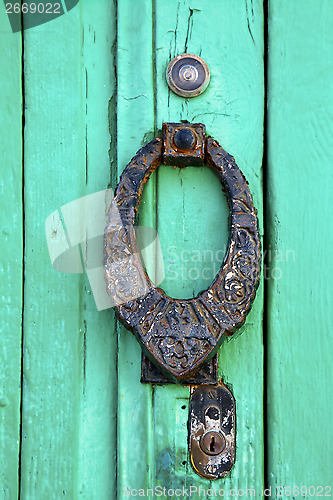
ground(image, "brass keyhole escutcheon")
xmin=189 ymin=384 xmax=235 ymax=479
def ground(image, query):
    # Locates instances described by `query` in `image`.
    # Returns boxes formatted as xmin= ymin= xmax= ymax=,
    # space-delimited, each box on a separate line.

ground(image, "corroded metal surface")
xmin=189 ymin=384 xmax=235 ymax=479
xmin=104 ymin=123 xmax=261 ymax=383
xmin=141 ymin=353 xmax=218 ymax=385
xmin=163 ymin=122 xmax=205 ymax=166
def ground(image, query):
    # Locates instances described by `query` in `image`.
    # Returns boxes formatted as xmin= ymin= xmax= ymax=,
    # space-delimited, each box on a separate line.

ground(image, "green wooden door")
xmin=1 ymin=1 xmax=332 ymax=498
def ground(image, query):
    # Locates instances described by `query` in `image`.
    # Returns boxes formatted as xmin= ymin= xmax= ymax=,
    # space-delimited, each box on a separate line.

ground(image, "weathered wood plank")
xmin=20 ymin=2 xmax=116 ymax=498
xmin=267 ymin=0 xmax=333 ymax=491
xmin=153 ymin=0 xmax=265 ymax=491
xmin=0 ymin=13 xmax=23 ymax=500
xmin=115 ymin=0 xmax=156 ymax=494
xmin=76 ymin=2 xmax=117 ymax=498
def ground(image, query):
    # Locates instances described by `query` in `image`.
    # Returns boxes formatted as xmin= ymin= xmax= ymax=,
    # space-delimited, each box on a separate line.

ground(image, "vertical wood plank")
xmin=267 ymin=0 xmax=333 ymax=490
xmin=21 ymin=9 xmax=86 ymax=497
xmin=115 ymin=0 xmax=264 ymax=493
xmin=115 ymin=0 xmax=156 ymax=494
xmin=0 ymin=13 xmax=22 ymax=499
xmin=153 ymin=0 xmax=265 ymax=491
xmin=20 ymin=2 xmax=116 ymax=498
xmin=76 ymin=2 xmax=117 ymax=498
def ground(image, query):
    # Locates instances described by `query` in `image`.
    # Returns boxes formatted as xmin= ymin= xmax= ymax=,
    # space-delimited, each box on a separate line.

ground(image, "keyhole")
xmin=200 ymin=430 xmax=226 ymax=456
xmin=209 ymin=434 xmax=215 ymax=452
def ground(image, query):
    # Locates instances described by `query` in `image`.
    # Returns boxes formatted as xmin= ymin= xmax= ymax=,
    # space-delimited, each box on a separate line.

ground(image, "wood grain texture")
xmin=115 ymin=0 xmax=156 ymax=493
xmin=115 ymin=0 xmax=265 ymax=494
xmin=20 ymin=2 xmax=116 ymax=498
xmin=0 ymin=13 xmax=22 ymax=500
xmin=267 ymin=0 xmax=333 ymax=491
xmin=1 ymin=0 xmax=264 ymax=496
xmin=76 ymin=3 xmax=117 ymax=498
xmin=3 ymin=0 xmax=333 ymax=495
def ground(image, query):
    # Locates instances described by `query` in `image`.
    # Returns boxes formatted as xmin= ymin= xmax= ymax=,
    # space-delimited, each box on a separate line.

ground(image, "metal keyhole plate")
xmin=189 ymin=383 xmax=235 ymax=479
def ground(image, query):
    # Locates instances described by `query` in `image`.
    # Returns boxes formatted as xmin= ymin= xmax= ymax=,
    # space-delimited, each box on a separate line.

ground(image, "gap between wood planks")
xmin=263 ymin=0 xmax=269 ymax=492
xmin=18 ymin=10 xmax=25 ymax=500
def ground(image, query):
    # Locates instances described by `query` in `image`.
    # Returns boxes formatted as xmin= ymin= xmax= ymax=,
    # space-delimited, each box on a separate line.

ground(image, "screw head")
xmin=166 ymin=53 xmax=210 ymax=98
xmin=200 ymin=431 xmax=226 ymax=456
xmin=173 ymin=128 xmax=196 ymax=151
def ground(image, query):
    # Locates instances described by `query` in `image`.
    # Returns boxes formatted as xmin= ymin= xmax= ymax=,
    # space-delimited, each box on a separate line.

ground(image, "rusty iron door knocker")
xmin=104 ymin=122 xmax=261 ymax=479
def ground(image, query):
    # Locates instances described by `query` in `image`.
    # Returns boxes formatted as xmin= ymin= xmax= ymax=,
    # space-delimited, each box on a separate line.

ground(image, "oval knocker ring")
xmin=104 ymin=123 xmax=261 ymax=383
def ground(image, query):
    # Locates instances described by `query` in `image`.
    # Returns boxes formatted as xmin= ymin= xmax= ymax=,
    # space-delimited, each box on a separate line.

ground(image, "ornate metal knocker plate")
xmin=104 ymin=123 xmax=261 ymax=383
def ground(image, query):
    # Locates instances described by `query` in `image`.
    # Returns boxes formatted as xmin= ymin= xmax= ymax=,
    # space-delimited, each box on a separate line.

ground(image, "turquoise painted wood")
xmin=18 ymin=2 xmax=117 ymax=498
xmin=0 ymin=0 xmax=332 ymax=498
xmin=115 ymin=0 xmax=264 ymax=495
xmin=152 ymin=0 xmax=264 ymax=494
xmin=266 ymin=0 xmax=333 ymax=494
